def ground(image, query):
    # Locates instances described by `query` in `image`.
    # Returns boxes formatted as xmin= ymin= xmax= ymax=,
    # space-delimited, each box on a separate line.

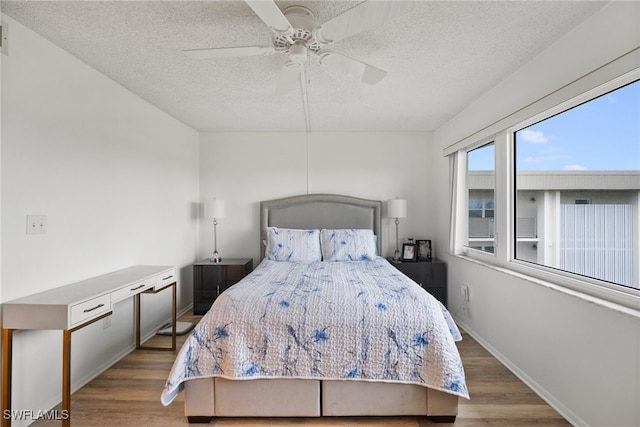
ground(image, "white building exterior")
xmin=468 ymin=170 xmax=640 ymax=288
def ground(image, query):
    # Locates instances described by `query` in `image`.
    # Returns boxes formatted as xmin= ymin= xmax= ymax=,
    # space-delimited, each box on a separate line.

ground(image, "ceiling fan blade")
xmin=183 ymin=45 xmax=275 ymax=60
xmin=245 ymin=0 xmax=294 ymax=35
xmin=317 ymin=1 xmax=415 ymax=44
xmin=275 ymin=61 xmax=302 ymax=95
xmin=319 ymin=51 xmax=387 ymax=86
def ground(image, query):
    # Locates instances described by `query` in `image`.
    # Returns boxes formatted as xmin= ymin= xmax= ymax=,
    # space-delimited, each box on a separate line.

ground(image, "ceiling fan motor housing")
xmin=273 ymin=5 xmax=323 ymax=56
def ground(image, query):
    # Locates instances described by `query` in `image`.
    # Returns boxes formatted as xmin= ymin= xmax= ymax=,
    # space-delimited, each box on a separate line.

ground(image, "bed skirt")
xmin=184 ymin=377 xmax=458 ymax=422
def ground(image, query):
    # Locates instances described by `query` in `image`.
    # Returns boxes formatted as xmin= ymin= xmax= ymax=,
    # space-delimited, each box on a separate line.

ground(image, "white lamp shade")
xmin=387 ymin=199 xmax=407 ymax=218
xmin=205 ymin=199 xmax=226 ymax=219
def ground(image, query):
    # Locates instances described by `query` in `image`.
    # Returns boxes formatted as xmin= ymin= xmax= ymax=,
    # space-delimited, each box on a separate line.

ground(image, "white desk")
xmin=1 ymin=265 xmax=177 ymax=427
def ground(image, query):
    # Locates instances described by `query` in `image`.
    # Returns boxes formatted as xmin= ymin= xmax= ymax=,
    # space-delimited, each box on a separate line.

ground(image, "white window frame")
xmin=452 ymin=69 xmax=640 ymax=313
xmin=465 ymin=141 xmax=497 ymax=256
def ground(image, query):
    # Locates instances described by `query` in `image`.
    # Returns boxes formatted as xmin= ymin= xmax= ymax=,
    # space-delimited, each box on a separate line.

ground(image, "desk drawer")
xmin=111 ymin=279 xmax=155 ymax=303
xmin=70 ymin=294 xmax=111 ymax=327
xmin=156 ymin=268 xmax=177 ymax=290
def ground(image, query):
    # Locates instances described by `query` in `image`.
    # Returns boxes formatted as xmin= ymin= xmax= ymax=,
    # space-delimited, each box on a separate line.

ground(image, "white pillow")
xmin=320 ymin=229 xmax=377 ymax=261
xmin=265 ymin=227 xmax=321 ymax=262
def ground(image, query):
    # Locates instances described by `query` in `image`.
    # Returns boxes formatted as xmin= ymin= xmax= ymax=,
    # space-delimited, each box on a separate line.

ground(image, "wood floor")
xmin=33 ymin=313 xmax=570 ymax=427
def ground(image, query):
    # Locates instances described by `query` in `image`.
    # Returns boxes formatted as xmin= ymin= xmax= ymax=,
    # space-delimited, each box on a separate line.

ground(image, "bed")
xmin=161 ymin=194 xmax=468 ymax=423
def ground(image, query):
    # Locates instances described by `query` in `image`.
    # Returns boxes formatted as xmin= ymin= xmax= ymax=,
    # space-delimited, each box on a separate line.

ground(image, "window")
xmin=448 ymin=68 xmax=639 ymax=308
xmin=467 ymin=143 xmax=495 ymax=254
xmin=514 ymin=80 xmax=639 ymax=290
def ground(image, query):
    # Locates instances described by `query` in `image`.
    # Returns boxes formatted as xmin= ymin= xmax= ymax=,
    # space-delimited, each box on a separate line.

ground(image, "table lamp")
xmin=387 ymin=198 xmax=407 ymax=261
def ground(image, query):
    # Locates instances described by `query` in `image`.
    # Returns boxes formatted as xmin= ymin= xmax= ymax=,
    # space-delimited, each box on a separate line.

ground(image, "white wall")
xmin=199 ymin=132 xmax=434 ymax=265
xmin=1 ymin=11 xmax=4 ymax=309
xmin=433 ymin=3 xmax=640 ymax=427
xmin=1 ymin=16 xmax=199 ymax=424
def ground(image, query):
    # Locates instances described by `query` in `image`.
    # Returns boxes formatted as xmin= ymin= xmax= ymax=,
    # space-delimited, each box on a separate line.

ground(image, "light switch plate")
xmin=1 ymin=22 xmax=8 ymax=56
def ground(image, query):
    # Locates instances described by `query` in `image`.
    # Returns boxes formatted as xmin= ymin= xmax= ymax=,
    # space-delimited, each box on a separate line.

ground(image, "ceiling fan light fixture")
xmin=289 ymin=41 xmax=307 ymax=64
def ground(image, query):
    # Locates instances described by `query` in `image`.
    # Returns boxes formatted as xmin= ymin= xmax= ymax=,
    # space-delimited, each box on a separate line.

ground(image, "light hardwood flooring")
xmin=33 ymin=313 xmax=570 ymax=426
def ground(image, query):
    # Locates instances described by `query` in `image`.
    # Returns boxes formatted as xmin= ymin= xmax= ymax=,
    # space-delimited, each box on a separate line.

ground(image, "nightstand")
xmin=193 ymin=258 xmax=253 ymax=315
xmin=388 ymin=259 xmax=448 ymax=307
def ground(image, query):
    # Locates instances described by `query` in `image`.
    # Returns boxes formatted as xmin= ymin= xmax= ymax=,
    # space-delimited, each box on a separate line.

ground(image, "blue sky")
xmin=516 ymin=80 xmax=639 ymax=171
xmin=468 ymin=80 xmax=640 ymax=171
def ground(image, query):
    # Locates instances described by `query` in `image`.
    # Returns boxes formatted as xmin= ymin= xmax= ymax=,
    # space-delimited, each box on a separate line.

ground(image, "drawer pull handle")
xmin=83 ymin=303 xmax=105 ymax=313
xmin=130 ymin=284 xmax=146 ymax=291
xmin=162 ymin=275 xmax=174 ymax=281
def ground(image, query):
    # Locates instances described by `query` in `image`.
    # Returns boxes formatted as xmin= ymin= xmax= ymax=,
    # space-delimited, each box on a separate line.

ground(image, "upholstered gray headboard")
xmin=260 ymin=194 xmax=382 ymax=259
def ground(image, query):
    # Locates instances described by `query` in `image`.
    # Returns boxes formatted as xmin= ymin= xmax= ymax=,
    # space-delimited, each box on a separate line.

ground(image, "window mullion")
xmin=494 ymin=131 xmax=510 ymax=266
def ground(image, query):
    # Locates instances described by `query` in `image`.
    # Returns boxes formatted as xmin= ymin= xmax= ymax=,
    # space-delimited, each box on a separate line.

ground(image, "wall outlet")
xmin=26 ymin=215 xmax=47 ymax=235
xmin=461 ymin=284 xmax=470 ymax=302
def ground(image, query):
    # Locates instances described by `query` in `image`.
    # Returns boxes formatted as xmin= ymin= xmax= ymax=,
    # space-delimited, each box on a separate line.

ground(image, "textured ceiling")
xmin=2 ymin=1 xmax=607 ymax=132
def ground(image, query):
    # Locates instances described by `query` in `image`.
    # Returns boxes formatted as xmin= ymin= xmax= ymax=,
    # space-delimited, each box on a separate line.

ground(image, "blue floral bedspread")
xmin=161 ymin=258 xmax=469 ymax=405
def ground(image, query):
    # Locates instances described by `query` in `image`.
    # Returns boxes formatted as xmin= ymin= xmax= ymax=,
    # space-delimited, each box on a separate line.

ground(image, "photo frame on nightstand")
xmin=401 ymin=243 xmax=417 ymax=261
xmin=416 ymin=239 xmax=432 ymax=261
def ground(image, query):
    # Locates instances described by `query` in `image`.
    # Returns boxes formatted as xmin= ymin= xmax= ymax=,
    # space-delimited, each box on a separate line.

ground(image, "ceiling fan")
xmin=183 ymin=0 xmax=414 ymax=95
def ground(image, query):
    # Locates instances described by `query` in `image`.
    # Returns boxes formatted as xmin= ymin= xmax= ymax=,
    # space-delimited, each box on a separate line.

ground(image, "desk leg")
xmin=2 ymin=329 xmax=13 ymax=427
xmin=135 ymin=282 xmax=176 ymax=351
xmin=134 ymin=293 xmax=141 ymax=348
xmin=171 ymin=283 xmax=177 ymax=351
xmin=62 ymin=329 xmax=71 ymax=427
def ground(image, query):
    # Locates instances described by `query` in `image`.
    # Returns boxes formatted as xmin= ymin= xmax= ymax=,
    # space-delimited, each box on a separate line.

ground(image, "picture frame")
xmin=416 ymin=239 xmax=432 ymax=261
xmin=401 ymin=243 xmax=417 ymax=261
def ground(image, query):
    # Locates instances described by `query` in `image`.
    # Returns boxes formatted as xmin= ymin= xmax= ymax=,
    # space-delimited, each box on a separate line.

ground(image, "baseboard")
xmin=455 ymin=318 xmax=587 ymax=427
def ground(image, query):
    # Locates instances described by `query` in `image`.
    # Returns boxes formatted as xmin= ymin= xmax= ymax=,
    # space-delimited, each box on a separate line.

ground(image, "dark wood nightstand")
xmin=193 ymin=258 xmax=253 ymax=315
xmin=388 ymin=259 xmax=448 ymax=307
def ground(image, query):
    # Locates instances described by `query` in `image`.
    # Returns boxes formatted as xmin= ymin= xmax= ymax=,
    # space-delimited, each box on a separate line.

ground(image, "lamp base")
xmin=211 ymin=251 xmax=221 ymax=263
xmin=392 ymin=249 xmax=400 ymax=261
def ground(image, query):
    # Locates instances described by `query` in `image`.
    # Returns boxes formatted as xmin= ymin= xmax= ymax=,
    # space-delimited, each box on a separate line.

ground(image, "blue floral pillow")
xmin=266 ymin=227 xmax=321 ymax=262
xmin=320 ymin=229 xmax=377 ymax=261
